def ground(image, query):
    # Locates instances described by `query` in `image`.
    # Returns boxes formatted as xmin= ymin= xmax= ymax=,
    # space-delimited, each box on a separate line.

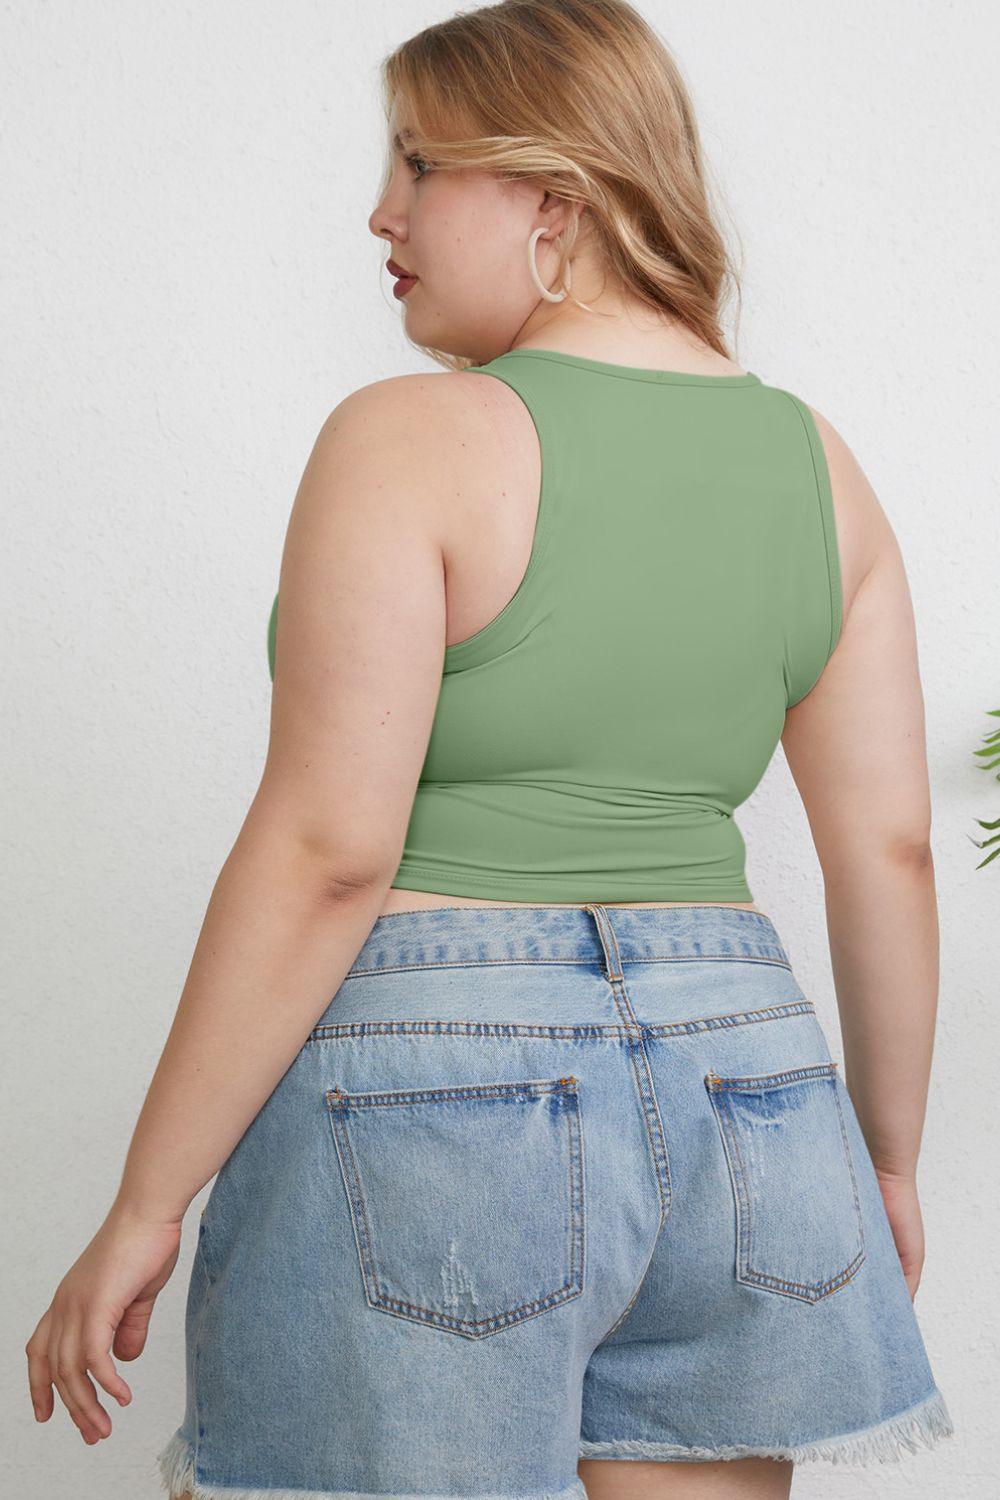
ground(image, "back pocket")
xmin=705 ymin=1061 xmax=865 ymax=1302
xmin=325 ymin=1075 xmax=585 ymax=1339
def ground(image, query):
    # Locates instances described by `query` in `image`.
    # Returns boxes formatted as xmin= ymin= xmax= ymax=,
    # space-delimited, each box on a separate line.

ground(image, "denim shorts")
xmin=156 ymin=903 xmax=954 ymax=1498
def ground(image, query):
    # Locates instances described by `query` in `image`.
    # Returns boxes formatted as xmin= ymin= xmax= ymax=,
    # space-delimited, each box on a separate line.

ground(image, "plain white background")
xmin=3 ymin=2 xmax=997 ymax=1495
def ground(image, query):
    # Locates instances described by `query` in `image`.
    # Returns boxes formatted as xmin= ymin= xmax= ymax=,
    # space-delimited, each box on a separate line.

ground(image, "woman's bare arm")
xmin=781 ymin=409 xmax=938 ymax=1183
xmin=25 ymin=372 xmax=501 ymax=1444
xmin=113 ymin=372 xmax=479 ymax=1224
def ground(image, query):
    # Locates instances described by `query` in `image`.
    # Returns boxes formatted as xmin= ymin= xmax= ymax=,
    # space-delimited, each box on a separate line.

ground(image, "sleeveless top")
xmin=266 ymin=348 xmax=842 ymax=903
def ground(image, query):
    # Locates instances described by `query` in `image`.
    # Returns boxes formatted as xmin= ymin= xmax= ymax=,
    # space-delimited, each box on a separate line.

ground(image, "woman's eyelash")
xmin=405 ymin=152 xmax=430 ymax=179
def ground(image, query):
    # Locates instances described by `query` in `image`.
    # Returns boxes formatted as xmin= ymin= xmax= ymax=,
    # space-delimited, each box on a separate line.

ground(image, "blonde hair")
xmin=378 ymin=0 xmax=744 ymax=371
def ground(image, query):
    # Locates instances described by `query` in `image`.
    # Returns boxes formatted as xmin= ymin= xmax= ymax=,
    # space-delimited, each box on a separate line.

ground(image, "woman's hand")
xmin=25 ymin=1201 xmax=183 ymax=1443
xmin=874 ymin=1167 xmax=925 ymax=1300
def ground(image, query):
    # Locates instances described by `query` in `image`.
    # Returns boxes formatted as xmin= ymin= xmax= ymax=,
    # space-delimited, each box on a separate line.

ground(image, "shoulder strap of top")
xmin=443 ymin=354 xmax=577 ymax=673
xmin=772 ymin=388 xmax=844 ymax=704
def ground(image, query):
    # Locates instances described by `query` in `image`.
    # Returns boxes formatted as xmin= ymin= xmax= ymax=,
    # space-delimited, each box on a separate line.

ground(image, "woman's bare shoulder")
xmin=328 ymin=367 xmax=512 ymax=430
xmin=310 ymin=368 xmax=526 ymax=547
xmin=317 ymin=367 xmax=511 ymax=479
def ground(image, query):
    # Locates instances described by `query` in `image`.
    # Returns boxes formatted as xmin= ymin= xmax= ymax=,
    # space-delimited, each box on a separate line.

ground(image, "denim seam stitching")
xmin=306 ymin=1000 xmax=816 ymax=1043
xmin=707 ymin=1060 xmax=838 ymax=1091
xmin=328 ymin=1104 xmax=386 ymax=1306
xmin=327 ymin=1077 xmax=571 ymax=1108
xmin=341 ymin=953 xmax=793 ymax=979
xmin=833 ymin=1075 xmax=868 ymax=1267
xmin=590 ymin=906 xmax=677 ymax=1248
xmin=583 ymin=978 xmax=674 ymax=1346
xmin=583 ymin=991 xmax=673 ymax=1343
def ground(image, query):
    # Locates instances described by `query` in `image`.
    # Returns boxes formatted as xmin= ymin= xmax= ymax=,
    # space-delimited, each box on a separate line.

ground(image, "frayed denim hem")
xmin=156 ymin=1429 xmax=589 ymax=1500
xmin=577 ymin=1386 xmax=955 ymax=1467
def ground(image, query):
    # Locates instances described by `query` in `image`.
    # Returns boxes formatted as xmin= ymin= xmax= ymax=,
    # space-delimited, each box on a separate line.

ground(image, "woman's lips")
xmin=387 ymin=259 xmax=418 ymax=298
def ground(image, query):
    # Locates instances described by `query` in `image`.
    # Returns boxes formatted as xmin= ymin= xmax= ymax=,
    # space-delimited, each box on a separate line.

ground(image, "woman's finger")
xmin=83 ymin=1320 xmax=133 ymax=1408
xmin=25 ymin=1326 xmax=54 ymax=1422
xmin=51 ymin=1322 xmax=112 ymax=1442
xmin=52 ymin=1369 xmax=106 ymax=1443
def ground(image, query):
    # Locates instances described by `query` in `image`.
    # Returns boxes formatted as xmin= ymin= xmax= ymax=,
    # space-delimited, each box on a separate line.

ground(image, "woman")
xmin=26 ymin=2 xmax=954 ymax=1496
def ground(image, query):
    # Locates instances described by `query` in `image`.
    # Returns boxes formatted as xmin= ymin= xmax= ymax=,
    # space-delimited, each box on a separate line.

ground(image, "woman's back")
xmin=268 ymin=344 xmax=853 ymax=908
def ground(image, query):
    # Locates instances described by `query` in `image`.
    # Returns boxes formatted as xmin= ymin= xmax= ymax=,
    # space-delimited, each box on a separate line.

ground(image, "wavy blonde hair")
xmin=377 ymin=0 xmax=744 ymax=371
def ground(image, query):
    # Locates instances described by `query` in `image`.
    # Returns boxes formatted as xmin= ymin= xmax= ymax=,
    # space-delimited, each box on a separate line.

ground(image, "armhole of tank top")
xmin=781 ymin=390 xmax=844 ymax=678
xmin=441 ymin=362 xmax=558 ymax=673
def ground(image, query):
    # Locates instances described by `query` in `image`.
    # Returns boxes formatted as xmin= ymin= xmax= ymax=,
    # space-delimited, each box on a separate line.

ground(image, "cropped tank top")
xmin=266 ymin=348 xmax=842 ymax=903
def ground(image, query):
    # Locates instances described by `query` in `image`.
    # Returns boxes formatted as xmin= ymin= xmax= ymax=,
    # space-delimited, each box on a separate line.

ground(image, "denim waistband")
xmin=347 ymin=904 xmax=790 ymax=976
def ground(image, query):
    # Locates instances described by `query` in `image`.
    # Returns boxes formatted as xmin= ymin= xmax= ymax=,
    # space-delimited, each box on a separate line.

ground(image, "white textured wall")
xmin=3 ymin=2 xmax=995 ymax=1494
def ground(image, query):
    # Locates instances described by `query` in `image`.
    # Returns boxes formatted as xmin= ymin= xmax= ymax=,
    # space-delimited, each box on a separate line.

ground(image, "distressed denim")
xmin=157 ymin=903 xmax=953 ymax=1499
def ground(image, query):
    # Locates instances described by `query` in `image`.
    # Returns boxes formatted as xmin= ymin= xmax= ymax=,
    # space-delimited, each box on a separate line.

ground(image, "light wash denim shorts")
xmin=157 ymin=903 xmax=954 ymax=1499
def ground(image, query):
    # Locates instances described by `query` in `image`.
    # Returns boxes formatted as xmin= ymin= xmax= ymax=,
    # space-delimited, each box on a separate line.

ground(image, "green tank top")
xmin=267 ymin=348 xmax=842 ymax=902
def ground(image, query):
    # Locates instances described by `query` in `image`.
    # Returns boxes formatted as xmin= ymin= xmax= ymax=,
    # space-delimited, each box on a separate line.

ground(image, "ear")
xmin=537 ymin=190 xmax=577 ymax=238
